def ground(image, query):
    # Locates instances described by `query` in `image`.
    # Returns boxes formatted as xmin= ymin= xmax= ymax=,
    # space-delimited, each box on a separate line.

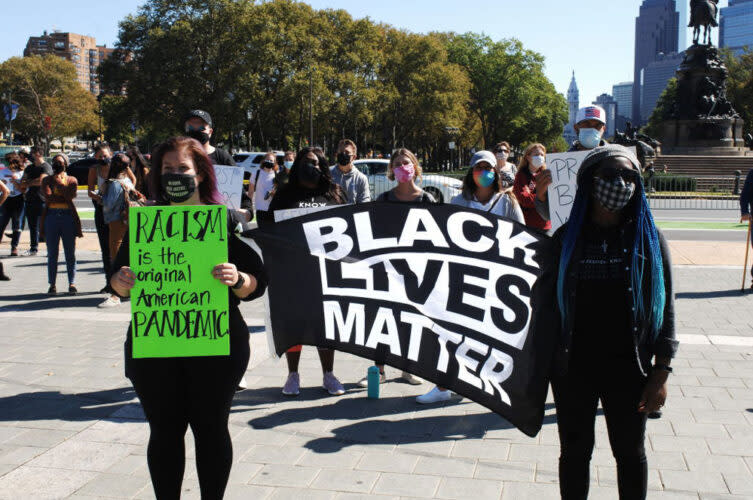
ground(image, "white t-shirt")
xmin=450 ymin=192 xmax=524 ymax=224
xmin=0 ymin=167 xmax=23 ymax=197
xmin=252 ymin=169 xmax=277 ymax=212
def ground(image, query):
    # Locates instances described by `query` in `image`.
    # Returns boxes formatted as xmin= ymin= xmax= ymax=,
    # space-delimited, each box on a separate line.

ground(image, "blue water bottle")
xmin=367 ymin=366 xmax=380 ymax=399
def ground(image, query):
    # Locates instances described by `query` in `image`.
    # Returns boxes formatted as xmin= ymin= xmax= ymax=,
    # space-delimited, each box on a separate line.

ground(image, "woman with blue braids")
xmin=543 ymin=145 xmax=677 ymax=500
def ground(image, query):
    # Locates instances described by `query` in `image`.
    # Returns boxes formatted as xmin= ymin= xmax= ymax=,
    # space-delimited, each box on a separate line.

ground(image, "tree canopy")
xmin=0 ymin=55 xmax=98 ymax=151
xmin=98 ymin=0 xmax=567 ymax=165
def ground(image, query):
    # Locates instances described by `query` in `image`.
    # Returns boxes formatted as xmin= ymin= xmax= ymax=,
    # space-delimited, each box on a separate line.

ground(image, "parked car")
xmin=234 ymin=151 xmax=285 ymax=180
xmin=67 ymin=157 xmax=100 ymax=186
xmin=350 ymin=159 xmax=462 ymax=203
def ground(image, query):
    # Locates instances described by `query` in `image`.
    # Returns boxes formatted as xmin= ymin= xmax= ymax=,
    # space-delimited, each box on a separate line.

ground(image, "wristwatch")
xmin=653 ymin=363 xmax=673 ymax=373
xmin=231 ymin=272 xmax=245 ymax=290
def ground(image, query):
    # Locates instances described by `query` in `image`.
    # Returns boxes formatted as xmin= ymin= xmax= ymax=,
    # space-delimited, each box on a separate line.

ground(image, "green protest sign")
xmin=129 ymin=205 xmax=230 ymax=358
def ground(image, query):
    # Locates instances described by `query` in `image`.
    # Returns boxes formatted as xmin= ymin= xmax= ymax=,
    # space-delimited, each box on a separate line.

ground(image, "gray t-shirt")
xmin=330 ymin=165 xmax=371 ymax=204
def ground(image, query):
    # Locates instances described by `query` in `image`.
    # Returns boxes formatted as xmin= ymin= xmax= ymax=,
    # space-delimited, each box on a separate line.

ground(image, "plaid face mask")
xmin=593 ymin=177 xmax=635 ymax=212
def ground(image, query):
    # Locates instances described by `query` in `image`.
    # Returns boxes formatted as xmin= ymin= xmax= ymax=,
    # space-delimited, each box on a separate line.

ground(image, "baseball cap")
xmin=470 ymin=150 xmax=497 ymax=169
xmin=576 ymin=105 xmax=606 ymax=125
xmin=185 ymin=109 xmax=213 ymax=127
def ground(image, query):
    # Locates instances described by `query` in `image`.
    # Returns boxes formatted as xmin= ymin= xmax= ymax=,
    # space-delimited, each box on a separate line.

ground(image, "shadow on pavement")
xmin=0 ymin=387 xmax=138 ymax=423
xmin=8 ymin=259 xmax=102 ymax=269
xmin=0 ymin=295 xmax=104 ymax=310
xmin=676 ymin=289 xmax=750 ymax=299
xmin=245 ymin=391 xmax=557 ymax=452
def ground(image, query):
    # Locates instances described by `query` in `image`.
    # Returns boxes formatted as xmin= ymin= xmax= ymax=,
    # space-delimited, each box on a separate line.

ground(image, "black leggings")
xmin=551 ymin=361 xmax=648 ymax=500
xmin=127 ymin=335 xmax=249 ymax=500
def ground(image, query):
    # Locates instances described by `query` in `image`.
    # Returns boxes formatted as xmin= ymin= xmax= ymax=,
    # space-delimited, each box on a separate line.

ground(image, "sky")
xmin=2 ymin=0 xmax=729 ymax=108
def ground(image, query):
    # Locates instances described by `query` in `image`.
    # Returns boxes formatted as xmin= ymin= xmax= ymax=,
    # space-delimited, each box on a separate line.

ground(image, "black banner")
xmin=246 ymin=203 xmax=556 ymax=436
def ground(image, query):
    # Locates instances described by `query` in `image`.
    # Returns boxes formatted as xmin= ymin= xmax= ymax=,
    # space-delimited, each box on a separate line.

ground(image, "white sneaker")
xmin=98 ymin=295 xmax=121 ymax=308
xmin=416 ymin=387 xmax=452 ymax=404
xmin=400 ymin=371 xmax=422 ymax=385
xmin=357 ymin=370 xmax=387 ymax=387
xmin=236 ymin=375 xmax=248 ymax=392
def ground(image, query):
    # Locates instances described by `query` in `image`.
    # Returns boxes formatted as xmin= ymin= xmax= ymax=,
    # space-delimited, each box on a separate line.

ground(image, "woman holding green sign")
xmin=110 ymin=136 xmax=268 ymax=500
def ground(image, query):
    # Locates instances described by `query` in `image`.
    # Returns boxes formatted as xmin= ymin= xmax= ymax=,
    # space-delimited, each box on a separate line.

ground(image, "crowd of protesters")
xmin=0 ymin=104 xmax=676 ymax=500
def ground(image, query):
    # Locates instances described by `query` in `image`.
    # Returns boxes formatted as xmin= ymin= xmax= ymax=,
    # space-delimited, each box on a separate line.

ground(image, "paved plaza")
xmin=1 ymin=241 xmax=753 ymax=498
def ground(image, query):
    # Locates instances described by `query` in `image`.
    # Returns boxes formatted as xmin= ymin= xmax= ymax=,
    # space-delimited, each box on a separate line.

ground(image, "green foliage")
xmin=99 ymin=0 xmax=568 ymax=164
xmin=647 ymin=172 xmax=697 ymax=192
xmin=721 ymin=47 xmax=753 ymax=137
xmin=643 ymin=78 xmax=678 ymax=140
xmin=0 ymin=55 xmax=98 ymax=151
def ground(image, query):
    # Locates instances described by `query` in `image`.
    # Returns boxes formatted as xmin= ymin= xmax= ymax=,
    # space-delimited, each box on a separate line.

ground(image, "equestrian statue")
xmin=689 ymin=0 xmax=719 ymax=46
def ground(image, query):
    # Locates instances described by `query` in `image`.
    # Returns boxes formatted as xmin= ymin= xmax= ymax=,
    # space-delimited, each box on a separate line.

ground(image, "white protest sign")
xmin=213 ymin=165 xmax=244 ymax=210
xmin=547 ymin=147 xmax=636 ymax=231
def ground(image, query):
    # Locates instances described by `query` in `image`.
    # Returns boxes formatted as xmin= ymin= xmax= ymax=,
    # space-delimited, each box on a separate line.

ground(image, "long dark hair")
xmin=128 ymin=146 xmax=150 ymax=189
xmin=285 ymin=147 xmax=344 ymax=202
xmin=150 ymin=137 xmax=223 ymax=205
xmin=107 ymin=153 xmax=130 ymax=181
xmin=461 ymin=165 xmax=502 ymax=200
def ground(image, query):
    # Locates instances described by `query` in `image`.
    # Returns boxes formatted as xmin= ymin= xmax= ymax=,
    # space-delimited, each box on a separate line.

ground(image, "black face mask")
xmin=336 ymin=152 xmax=351 ymax=166
xmin=52 ymin=162 xmax=66 ymax=174
xmin=186 ymin=129 xmax=210 ymax=145
xmin=98 ymin=156 xmax=111 ymax=166
xmin=161 ymin=173 xmax=197 ymax=203
xmin=298 ymin=162 xmax=322 ymax=186
xmin=261 ymin=160 xmax=275 ymax=170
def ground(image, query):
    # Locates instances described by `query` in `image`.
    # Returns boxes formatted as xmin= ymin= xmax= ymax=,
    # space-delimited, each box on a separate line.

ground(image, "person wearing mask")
xmin=269 ymin=147 xmax=348 ymax=397
xmin=99 ymin=154 xmax=143 ymax=308
xmin=88 ymin=144 xmax=114 ymax=293
xmin=513 ymin=143 xmax=551 ymax=231
xmin=493 ymin=142 xmax=517 ymax=188
xmin=41 ymin=154 xmax=81 ymax=295
xmin=128 ymin=146 xmax=151 ymax=199
xmin=0 ymin=179 xmax=9 ymax=280
xmin=330 ymin=139 xmax=371 ymax=204
xmin=246 ymin=152 xmax=277 ymax=228
xmin=532 ymin=145 xmax=675 ymax=500
xmin=110 ymin=136 xmax=267 ymax=500
xmin=20 ymin=147 xmax=52 ymax=256
xmin=535 ymin=106 xmax=609 ymax=222
xmin=416 ymin=150 xmax=524 ymax=404
xmin=0 ymin=153 xmax=26 ymax=256
xmin=359 ymin=148 xmax=433 ymax=387
xmin=273 ymin=150 xmax=296 ymax=194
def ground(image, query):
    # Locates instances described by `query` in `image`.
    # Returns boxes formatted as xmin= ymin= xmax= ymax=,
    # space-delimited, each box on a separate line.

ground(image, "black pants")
xmin=93 ymin=202 xmax=111 ymax=285
xmin=127 ymin=332 xmax=249 ymax=500
xmin=24 ymin=198 xmax=43 ymax=252
xmin=551 ymin=360 xmax=648 ymax=500
xmin=255 ymin=209 xmax=274 ymax=229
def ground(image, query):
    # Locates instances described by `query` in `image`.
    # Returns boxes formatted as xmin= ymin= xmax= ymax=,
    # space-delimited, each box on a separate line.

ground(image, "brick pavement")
xmin=0 ymin=246 xmax=752 ymax=499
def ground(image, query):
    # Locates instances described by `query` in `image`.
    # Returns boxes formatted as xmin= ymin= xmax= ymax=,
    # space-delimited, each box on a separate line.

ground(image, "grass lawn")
xmin=655 ymin=221 xmax=748 ymax=230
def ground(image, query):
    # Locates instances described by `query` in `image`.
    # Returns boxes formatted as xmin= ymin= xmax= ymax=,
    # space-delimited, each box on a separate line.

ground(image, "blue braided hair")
xmin=556 ymin=160 xmax=665 ymax=337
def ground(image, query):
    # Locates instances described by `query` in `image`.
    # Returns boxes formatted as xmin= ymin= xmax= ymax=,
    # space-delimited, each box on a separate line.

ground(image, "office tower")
xmin=641 ymin=52 xmax=684 ymax=123
xmin=720 ymin=0 xmax=753 ymax=55
xmin=633 ymin=0 xmax=679 ymax=124
xmin=593 ymin=94 xmax=618 ymax=138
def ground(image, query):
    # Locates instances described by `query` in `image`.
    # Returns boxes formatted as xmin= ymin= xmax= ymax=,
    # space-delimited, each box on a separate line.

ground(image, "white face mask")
xmin=529 ymin=155 xmax=545 ymax=171
xmin=495 ymin=152 xmax=508 ymax=161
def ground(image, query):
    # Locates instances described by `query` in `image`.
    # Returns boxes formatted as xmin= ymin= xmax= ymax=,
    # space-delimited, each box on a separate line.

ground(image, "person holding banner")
xmin=540 ymin=144 xmax=676 ymax=500
xmin=330 ymin=139 xmax=371 ymax=204
xmin=109 ymin=136 xmax=268 ymax=500
xmin=512 ymin=143 xmax=551 ymax=230
xmin=269 ymin=147 xmax=349 ymax=396
xmin=534 ymin=106 xmax=609 ymax=224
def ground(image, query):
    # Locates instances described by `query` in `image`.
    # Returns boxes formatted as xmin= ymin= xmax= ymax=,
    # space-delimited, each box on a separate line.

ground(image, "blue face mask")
xmin=473 ymin=169 xmax=496 ymax=188
xmin=578 ymin=128 xmax=603 ymax=149
xmin=284 ymin=160 xmax=294 ymax=170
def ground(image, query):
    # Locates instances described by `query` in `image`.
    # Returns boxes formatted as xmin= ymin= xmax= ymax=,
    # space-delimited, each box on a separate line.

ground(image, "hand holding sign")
xmin=212 ymin=263 xmax=239 ymax=286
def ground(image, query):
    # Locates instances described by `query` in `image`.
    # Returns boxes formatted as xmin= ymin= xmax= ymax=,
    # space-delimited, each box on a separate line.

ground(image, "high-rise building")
xmin=720 ymin=0 xmax=753 ymax=55
xmin=593 ymin=94 xmax=618 ymax=138
xmin=612 ymin=81 xmax=633 ymax=121
xmin=641 ymin=51 xmax=684 ymax=123
xmin=562 ymin=72 xmax=579 ymax=146
xmin=633 ymin=0 xmax=679 ymax=125
xmin=23 ymin=31 xmax=112 ymax=94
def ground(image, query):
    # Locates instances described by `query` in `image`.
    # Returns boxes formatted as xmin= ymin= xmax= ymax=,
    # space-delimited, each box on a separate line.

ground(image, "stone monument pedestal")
xmin=662 ymin=117 xmax=747 ymax=155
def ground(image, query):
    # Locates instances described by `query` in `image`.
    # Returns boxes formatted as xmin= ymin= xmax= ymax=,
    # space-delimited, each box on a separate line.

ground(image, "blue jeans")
xmin=25 ymin=197 xmax=44 ymax=252
xmin=0 ymin=195 xmax=24 ymax=250
xmin=45 ymin=209 xmax=77 ymax=286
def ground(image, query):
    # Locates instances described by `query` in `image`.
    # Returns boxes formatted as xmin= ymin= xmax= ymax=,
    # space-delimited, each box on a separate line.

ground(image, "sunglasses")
xmin=495 ymin=149 xmax=509 ymax=154
xmin=595 ymin=167 xmax=639 ymax=183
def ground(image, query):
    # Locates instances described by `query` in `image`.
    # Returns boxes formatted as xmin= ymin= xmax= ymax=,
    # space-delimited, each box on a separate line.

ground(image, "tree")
xmin=443 ymin=33 xmax=568 ymax=150
xmin=642 ymin=78 xmax=678 ymax=140
xmin=722 ymin=48 xmax=753 ymax=137
xmin=0 ymin=55 xmax=98 ymax=152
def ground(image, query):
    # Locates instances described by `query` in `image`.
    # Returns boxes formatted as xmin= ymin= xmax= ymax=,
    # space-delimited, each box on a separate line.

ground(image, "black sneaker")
xmin=47 ymin=285 xmax=57 ymax=295
xmin=648 ymin=410 xmax=662 ymax=419
xmin=68 ymin=285 xmax=78 ymax=295
xmin=0 ymin=263 xmax=9 ymax=281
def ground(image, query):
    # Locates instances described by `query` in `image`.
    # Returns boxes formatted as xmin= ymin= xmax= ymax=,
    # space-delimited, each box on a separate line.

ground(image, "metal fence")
xmin=644 ymin=174 xmax=742 ymax=210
